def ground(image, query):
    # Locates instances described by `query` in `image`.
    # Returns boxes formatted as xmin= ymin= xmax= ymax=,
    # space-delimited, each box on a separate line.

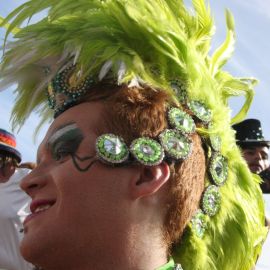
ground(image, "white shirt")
xmin=0 ymin=169 xmax=33 ymax=270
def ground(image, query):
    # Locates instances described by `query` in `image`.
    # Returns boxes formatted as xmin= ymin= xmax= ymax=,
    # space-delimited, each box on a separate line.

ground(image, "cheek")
xmin=52 ymin=161 xmax=117 ymax=217
xmin=52 ymin=160 xmax=88 ymax=201
xmin=262 ymin=159 xmax=269 ymax=169
xmin=56 ymin=161 xmax=129 ymax=218
xmin=243 ymin=153 xmax=253 ymax=163
xmin=4 ymin=165 xmax=15 ymax=178
xmin=0 ymin=172 xmax=9 ymax=183
xmin=34 ymin=162 xmax=130 ymax=251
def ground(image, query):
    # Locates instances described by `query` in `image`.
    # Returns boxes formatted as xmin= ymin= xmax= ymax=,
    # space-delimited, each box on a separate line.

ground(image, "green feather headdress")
xmin=0 ymin=0 xmax=267 ymax=269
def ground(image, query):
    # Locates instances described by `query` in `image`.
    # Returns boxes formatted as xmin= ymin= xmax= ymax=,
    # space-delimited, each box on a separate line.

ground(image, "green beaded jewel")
xmin=174 ymin=264 xmax=183 ymax=270
xmin=52 ymin=65 xmax=94 ymax=95
xmin=188 ymin=100 xmax=212 ymax=123
xmin=130 ymin=137 xmax=164 ymax=166
xmin=159 ymin=129 xmax=192 ymax=160
xmin=210 ymin=135 xmax=222 ymax=152
xmin=47 ymin=84 xmax=56 ymax=110
xmin=49 ymin=65 xmax=94 ymax=116
xmin=96 ymin=134 xmax=129 ymax=164
xmin=202 ymin=185 xmax=221 ymax=217
xmin=168 ymin=108 xmax=196 ymax=134
xmin=209 ymin=154 xmax=228 ymax=186
xmin=191 ymin=209 xmax=208 ymax=238
xmin=170 ymin=79 xmax=187 ymax=103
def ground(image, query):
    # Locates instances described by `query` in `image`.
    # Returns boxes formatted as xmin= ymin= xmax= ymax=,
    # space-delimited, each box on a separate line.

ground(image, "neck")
xmin=123 ymin=224 xmax=168 ymax=270
xmin=41 ymin=224 xmax=168 ymax=270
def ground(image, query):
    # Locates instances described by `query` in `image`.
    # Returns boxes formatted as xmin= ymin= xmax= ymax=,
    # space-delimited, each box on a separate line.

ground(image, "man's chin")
xmin=20 ymin=236 xmax=41 ymax=266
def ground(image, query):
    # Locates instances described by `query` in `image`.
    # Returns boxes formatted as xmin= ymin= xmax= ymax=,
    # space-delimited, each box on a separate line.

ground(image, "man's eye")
xmin=54 ymin=148 xmax=71 ymax=161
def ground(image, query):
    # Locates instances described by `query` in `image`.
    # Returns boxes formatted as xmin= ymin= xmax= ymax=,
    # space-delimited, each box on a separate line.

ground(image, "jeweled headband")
xmin=46 ymin=64 xmax=228 ymax=239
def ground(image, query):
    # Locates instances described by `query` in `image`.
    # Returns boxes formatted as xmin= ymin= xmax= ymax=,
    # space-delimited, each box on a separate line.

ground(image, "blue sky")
xmin=1 ymin=0 xmax=270 ymax=162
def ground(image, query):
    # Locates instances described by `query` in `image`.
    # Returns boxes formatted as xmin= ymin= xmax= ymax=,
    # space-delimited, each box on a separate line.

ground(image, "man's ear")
xmin=129 ymin=162 xmax=170 ymax=199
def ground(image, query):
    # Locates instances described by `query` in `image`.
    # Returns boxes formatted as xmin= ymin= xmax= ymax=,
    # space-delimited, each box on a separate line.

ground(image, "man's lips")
xmin=23 ymin=199 xmax=56 ymax=226
xmin=249 ymin=164 xmax=262 ymax=172
xmin=30 ymin=199 xmax=56 ymax=213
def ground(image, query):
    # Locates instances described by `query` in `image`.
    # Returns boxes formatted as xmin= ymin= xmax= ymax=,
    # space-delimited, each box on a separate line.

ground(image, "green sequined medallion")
xmin=159 ymin=129 xmax=192 ymax=160
xmin=202 ymin=185 xmax=221 ymax=217
xmin=188 ymin=100 xmax=212 ymax=123
xmin=209 ymin=154 xmax=228 ymax=186
xmin=168 ymin=108 xmax=195 ymax=134
xmin=130 ymin=137 xmax=164 ymax=166
xmin=174 ymin=264 xmax=183 ymax=270
xmin=170 ymin=79 xmax=187 ymax=103
xmin=209 ymin=135 xmax=222 ymax=152
xmin=191 ymin=209 xmax=207 ymax=238
xmin=96 ymin=134 xmax=129 ymax=164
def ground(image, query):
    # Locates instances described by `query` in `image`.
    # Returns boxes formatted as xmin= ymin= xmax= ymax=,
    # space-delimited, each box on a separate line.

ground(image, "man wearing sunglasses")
xmin=0 ymin=128 xmax=33 ymax=270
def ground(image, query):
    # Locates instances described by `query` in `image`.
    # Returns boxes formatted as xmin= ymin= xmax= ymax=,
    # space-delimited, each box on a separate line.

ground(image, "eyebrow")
xmin=36 ymin=122 xmax=78 ymax=164
xmin=47 ymin=122 xmax=79 ymax=146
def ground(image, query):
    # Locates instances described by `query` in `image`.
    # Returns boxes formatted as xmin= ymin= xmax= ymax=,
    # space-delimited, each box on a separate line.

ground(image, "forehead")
xmin=39 ymin=102 xmax=107 ymax=151
xmin=244 ymin=145 xmax=269 ymax=153
xmin=45 ymin=102 xmax=106 ymax=140
xmin=0 ymin=151 xmax=15 ymax=159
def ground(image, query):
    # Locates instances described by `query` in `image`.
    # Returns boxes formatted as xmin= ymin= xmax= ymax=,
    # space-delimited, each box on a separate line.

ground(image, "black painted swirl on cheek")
xmin=71 ymin=153 xmax=98 ymax=172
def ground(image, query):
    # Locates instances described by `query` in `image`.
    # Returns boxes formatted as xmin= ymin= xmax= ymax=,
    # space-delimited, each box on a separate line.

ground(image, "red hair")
xmin=83 ymin=84 xmax=206 ymax=247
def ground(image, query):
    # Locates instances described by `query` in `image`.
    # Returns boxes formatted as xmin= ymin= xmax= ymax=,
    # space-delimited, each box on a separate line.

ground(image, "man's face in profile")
xmin=242 ymin=145 xmax=269 ymax=174
xmin=0 ymin=154 xmax=16 ymax=183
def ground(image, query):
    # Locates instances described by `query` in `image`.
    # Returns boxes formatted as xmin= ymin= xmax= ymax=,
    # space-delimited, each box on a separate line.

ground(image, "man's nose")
xmin=254 ymin=151 xmax=263 ymax=161
xmin=20 ymin=169 xmax=48 ymax=198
